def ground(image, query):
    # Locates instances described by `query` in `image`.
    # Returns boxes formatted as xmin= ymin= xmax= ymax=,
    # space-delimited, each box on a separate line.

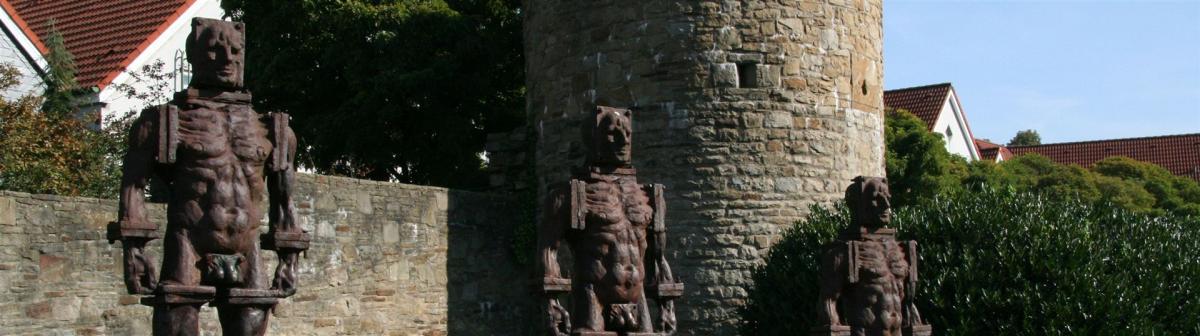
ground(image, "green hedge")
xmin=740 ymin=188 xmax=1200 ymax=335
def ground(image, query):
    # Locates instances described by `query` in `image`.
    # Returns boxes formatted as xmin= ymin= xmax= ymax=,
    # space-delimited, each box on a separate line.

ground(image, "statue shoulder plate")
xmin=642 ymin=183 xmax=666 ymax=232
xmin=152 ymin=104 xmax=179 ymax=165
xmin=267 ymin=112 xmax=291 ymax=171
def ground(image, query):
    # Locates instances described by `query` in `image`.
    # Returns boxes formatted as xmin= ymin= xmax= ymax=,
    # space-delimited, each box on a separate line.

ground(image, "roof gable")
xmin=975 ymin=139 xmax=1012 ymax=162
xmin=2 ymin=0 xmax=195 ymax=89
xmin=883 ymin=82 xmax=952 ymax=130
xmin=1009 ymin=133 xmax=1200 ymax=181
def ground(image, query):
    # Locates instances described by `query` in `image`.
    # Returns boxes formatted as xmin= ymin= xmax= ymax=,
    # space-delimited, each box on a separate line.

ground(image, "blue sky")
xmin=884 ymin=0 xmax=1200 ymax=144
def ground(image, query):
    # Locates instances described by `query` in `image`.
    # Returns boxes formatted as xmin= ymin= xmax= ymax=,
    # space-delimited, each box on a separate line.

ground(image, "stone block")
xmin=0 ymin=197 xmax=14 ymax=226
xmin=711 ymin=63 xmax=739 ymax=88
xmin=384 ymin=221 xmax=401 ymax=243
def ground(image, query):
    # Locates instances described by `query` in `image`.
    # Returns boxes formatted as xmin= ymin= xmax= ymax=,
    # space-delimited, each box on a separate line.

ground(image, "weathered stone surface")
xmin=525 ymin=0 xmax=885 ymax=334
xmin=0 ymin=173 xmax=534 ymax=335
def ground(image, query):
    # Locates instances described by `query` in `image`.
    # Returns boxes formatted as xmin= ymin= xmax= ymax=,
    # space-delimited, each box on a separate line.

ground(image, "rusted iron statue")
xmin=540 ymin=106 xmax=684 ymax=335
xmin=813 ymin=177 xmax=931 ymax=336
xmin=108 ymin=18 xmax=309 ymax=336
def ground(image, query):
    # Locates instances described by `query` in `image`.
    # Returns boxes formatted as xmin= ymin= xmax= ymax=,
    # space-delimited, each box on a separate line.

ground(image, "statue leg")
xmin=572 ymin=282 xmax=604 ymax=332
xmin=635 ymin=294 xmax=654 ymax=332
xmin=217 ymin=305 xmax=272 ymax=336
xmin=152 ymin=304 xmax=202 ymax=336
xmin=159 ymin=227 xmax=200 ymax=286
xmin=217 ymin=244 xmax=273 ymax=336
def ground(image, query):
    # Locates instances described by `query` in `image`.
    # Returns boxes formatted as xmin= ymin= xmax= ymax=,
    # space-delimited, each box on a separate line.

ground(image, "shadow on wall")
xmin=446 ymin=189 xmax=537 ymax=335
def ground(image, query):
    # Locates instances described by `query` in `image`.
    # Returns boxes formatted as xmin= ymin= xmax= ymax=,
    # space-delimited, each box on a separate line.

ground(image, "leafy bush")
xmin=741 ymin=188 xmax=1200 ymax=335
xmin=0 ymin=64 xmax=130 ymax=198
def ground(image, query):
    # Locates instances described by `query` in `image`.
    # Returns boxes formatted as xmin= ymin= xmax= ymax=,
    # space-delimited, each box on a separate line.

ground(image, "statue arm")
xmin=267 ymin=119 xmax=299 ymax=234
xmin=264 ymin=113 xmax=308 ymax=296
xmin=111 ymin=107 xmax=162 ymax=295
xmin=902 ymin=240 xmax=925 ymax=327
xmin=642 ymin=183 xmax=680 ymax=333
xmin=116 ymin=108 xmax=158 ymax=231
xmin=817 ymin=243 xmax=848 ymax=327
xmin=540 ymin=184 xmax=571 ymax=335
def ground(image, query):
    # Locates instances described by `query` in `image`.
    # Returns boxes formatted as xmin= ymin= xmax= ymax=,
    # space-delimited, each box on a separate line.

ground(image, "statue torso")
xmin=167 ymin=97 xmax=272 ymax=253
xmin=573 ymin=174 xmax=653 ymax=303
xmin=846 ymin=238 xmax=909 ymax=334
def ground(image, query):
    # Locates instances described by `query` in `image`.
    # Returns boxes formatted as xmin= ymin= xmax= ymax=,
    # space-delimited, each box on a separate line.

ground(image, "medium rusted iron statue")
xmin=108 ymin=18 xmax=309 ymax=336
xmin=813 ymin=177 xmax=931 ymax=336
xmin=540 ymin=106 xmax=684 ymax=335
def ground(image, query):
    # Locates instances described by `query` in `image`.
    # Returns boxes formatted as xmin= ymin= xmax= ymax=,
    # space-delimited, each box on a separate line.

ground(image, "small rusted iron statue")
xmin=813 ymin=177 xmax=931 ymax=336
xmin=108 ymin=18 xmax=309 ymax=336
xmin=540 ymin=106 xmax=684 ymax=336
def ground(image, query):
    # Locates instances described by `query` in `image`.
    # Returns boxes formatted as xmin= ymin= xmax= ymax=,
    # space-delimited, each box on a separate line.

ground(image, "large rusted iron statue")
xmin=813 ymin=177 xmax=931 ymax=336
xmin=540 ymin=106 xmax=684 ymax=335
xmin=108 ymin=18 xmax=309 ymax=336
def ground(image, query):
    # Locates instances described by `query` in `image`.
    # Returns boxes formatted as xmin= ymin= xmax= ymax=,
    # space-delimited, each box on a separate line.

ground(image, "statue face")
xmin=187 ymin=19 xmax=245 ymax=89
xmin=590 ymin=108 xmax=632 ymax=166
xmin=859 ymin=178 xmax=892 ymax=228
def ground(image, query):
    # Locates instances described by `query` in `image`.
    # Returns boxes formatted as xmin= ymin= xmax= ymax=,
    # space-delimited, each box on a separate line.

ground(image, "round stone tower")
xmin=524 ymin=1 xmax=884 ymax=334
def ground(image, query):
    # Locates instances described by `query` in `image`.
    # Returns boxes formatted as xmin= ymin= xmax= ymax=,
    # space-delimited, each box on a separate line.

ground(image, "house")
xmin=1008 ymin=133 xmax=1200 ymax=182
xmin=0 ymin=0 xmax=45 ymax=101
xmin=0 ymin=0 xmax=223 ymax=123
xmin=884 ymin=83 xmax=982 ymax=161
xmin=974 ymin=139 xmax=1013 ymax=162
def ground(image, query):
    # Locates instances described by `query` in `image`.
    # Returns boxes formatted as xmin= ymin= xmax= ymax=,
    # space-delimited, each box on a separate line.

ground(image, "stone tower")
xmin=524 ymin=1 xmax=885 ymax=334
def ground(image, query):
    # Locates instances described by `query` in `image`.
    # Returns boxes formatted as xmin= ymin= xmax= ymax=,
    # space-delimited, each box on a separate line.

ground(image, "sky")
xmin=883 ymin=0 xmax=1200 ymax=144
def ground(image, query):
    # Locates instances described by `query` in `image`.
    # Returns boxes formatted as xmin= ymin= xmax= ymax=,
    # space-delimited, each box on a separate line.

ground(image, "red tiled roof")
xmin=2 ymin=0 xmax=195 ymax=89
xmin=884 ymin=83 xmax=952 ymax=130
xmin=1009 ymin=133 xmax=1200 ymax=182
xmin=975 ymin=139 xmax=1012 ymax=162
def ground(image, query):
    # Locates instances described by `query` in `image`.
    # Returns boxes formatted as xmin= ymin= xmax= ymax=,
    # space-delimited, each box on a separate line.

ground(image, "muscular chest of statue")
xmin=170 ymin=98 xmax=272 ymax=234
xmin=855 ymin=239 xmax=909 ymax=287
xmin=582 ymin=176 xmax=653 ymax=235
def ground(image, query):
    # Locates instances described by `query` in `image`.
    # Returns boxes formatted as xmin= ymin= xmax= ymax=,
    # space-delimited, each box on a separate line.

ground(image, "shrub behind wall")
xmin=740 ymin=188 xmax=1200 ymax=335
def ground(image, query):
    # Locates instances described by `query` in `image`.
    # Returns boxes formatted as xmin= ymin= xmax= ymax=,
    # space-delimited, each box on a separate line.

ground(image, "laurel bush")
xmin=740 ymin=187 xmax=1200 ymax=335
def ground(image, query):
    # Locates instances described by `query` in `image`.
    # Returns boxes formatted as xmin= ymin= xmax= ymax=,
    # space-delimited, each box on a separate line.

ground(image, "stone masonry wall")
xmin=525 ymin=0 xmax=884 ymax=333
xmin=0 ymin=174 xmax=535 ymax=335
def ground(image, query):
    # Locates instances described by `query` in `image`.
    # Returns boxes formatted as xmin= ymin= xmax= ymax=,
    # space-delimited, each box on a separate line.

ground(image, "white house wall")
xmin=0 ymin=8 xmax=44 ymax=102
xmin=97 ymin=0 xmax=223 ymax=122
xmin=930 ymin=92 xmax=980 ymax=161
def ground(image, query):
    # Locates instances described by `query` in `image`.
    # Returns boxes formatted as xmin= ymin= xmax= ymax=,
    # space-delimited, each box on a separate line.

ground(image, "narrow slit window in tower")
xmin=737 ymin=63 xmax=758 ymax=88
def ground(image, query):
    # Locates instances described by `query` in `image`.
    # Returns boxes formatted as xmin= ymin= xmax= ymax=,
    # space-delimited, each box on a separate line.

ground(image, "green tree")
xmin=1092 ymin=156 xmax=1200 ymax=216
xmin=0 ymin=64 xmax=124 ymax=198
xmin=221 ymin=0 xmax=524 ymax=189
xmin=884 ymin=109 xmax=967 ymax=207
xmin=40 ymin=24 xmax=79 ymax=118
xmin=1006 ymin=129 xmax=1041 ymax=146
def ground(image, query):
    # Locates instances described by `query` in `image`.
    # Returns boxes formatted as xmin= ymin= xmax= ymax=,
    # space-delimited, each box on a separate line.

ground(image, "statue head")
xmin=583 ymin=106 xmax=633 ymax=167
xmin=186 ymin=18 xmax=245 ymax=90
xmin=846 ymin=176 xmax=892 ymax=230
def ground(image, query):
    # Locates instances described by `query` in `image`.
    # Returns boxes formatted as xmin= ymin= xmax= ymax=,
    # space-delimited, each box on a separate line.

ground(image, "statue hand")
xmin=271 ymin=250 xmax=300 ymax=296
xmin=547 ymin=298 xmax=571 ymax=335
xmin=122 ymin=243 xmax=157 ymax=295
xmin=659 ymin=300 xmax=677 ymax=334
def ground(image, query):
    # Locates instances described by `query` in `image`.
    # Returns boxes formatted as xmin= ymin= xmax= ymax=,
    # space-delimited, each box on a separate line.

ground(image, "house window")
xmin=945 ymin=126 xmax=954 ymax=139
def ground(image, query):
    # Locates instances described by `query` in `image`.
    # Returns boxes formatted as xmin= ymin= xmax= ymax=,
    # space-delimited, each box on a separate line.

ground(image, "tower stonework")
xmin=524 ymin=1 xmax=885 ymax=334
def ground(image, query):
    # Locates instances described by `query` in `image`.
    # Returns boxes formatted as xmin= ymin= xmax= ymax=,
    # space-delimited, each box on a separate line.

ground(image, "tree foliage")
xmin=0 ymin=64 xmax=126 ymax=198
xmin=1007 ymin=129 xmax=1041 ymax=146
xmin=884 ymin=109 xmax=967 ymax=207
xmin=221 ymin=0 xmax=524 ymax=189
xmin=741 ymin=189 xmax=1200 ymax=335
xmin=966 ymin=154 xmax=1200 ymax=217
xmin=40 ymin=24 xmax=79 ymax=118
xmin=883 ymin=109 xmax=1199 ymax=217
